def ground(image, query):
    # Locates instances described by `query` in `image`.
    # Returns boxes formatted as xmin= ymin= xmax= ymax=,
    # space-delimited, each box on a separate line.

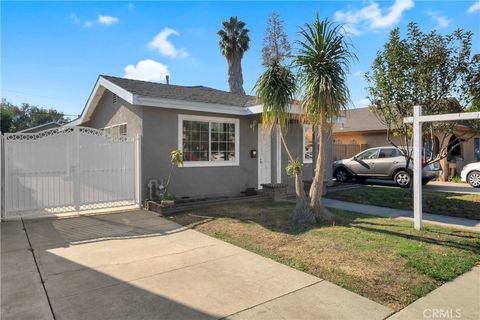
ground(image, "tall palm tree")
xmin=295 ymin=16 xmax=356 ymax=223
xmin=218 ymin=16 xmax=250 ymax=94
xmin=254 ymin=60 xmax=315 ymax=224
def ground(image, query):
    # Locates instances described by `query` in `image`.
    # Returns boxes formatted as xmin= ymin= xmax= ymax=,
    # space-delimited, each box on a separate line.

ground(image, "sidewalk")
xmin=425 ymin=181 xmax=480 ymax=195
xmin=323 ymin=198 xmax=480 ymax=233
xmin=388 ymin=266 xmax=480 ymax=320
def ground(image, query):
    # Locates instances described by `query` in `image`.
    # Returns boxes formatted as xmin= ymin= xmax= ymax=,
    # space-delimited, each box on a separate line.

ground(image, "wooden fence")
xmin=333 ymin=144 xmax=369 ymax=161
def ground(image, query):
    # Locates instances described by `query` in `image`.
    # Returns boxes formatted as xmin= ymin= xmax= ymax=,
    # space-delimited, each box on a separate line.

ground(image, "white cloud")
xmin=148 ymin=27 xmax=189 ymax=58
xmin=356 ymin=98 xmax=370 ymax=107
xmin=352 ymin=70 xmax=364 ymax=77
xmin=69 ymin=13 xmax=119 ymax=27
xmin=98 ymin=15 xmax=119 ymax=26
xmin=124 ymin=59 xmax=170 ymax=82
xmin=334 ymin=0 xmax=414 ymax=35
xmin=467 ymin=1 xmax=480 ymax=13
xmin=427 ymin=11 xmax=451 ymax=30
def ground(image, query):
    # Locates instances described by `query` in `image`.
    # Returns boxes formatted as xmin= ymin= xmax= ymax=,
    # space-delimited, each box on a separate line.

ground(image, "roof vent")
xmin=166 ymin=75 xmax=170 ymax=85
xmin=112 ymin=94 xmax=117 ymax=104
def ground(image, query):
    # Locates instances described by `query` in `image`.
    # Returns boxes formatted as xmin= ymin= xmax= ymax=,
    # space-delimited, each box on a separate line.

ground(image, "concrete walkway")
xmin=323 ymin=198 xmax=480 ymax=233
xmin=425 ymin=181 xmax=480 ymax=195
xmin=388 ymin=266 xmax=480 ymax=320
xmin=1 ymin=210 xmax=393 ymax=320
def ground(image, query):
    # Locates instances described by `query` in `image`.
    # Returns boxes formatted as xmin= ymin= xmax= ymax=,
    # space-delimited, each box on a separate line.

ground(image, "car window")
xmin=378 ymin=148 xmax=398 ymax=158
xmin=356 ymin=149 xmax=379 ymax=160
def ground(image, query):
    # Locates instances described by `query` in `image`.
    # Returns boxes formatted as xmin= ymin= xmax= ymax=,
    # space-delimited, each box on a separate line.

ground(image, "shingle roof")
xmin=333 ymin=107 xmax=387 ymax=133
xmin=101 ymin=75 xmax=257 ymax=107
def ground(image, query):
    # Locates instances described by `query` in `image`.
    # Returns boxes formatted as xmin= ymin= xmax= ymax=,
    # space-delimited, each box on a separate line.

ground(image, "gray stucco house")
xmin=71 ymin=75 xmax=332 ymax=200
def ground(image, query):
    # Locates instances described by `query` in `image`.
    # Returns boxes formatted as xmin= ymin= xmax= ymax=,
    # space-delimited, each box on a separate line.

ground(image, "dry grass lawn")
xmin=167 ymin=202 xmax=480 ymax=311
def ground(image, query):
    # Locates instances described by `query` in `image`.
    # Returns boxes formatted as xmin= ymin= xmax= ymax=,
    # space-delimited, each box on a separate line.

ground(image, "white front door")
xmin=258 ymin=124 xmax=271 ymax=188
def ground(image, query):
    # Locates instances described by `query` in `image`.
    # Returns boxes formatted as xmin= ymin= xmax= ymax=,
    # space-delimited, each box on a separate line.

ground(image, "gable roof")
xmin=70 ymin=75 xmax=301 ymax=126
xmin=101 ymin=75 xmax=257 ymax=107
xmin=333 ymin=107 xmax=387 ymax=133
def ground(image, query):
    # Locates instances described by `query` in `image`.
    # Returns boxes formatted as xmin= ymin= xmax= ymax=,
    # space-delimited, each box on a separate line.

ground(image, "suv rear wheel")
xmin=394 ymin=170 xmax=411 ymax=188
xmin=467 ymin=170 xmax=480 ymax=188
xmin=335 ymin=168 xmax=350 ymax=183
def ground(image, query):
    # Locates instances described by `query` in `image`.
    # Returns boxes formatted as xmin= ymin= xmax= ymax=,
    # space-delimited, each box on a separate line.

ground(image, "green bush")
xmin=448 ymin=176 xmax=462 ymax=183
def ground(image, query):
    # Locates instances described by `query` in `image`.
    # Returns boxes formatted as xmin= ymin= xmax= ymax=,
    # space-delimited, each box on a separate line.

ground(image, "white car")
xmin=461 ymin=162 xmax=480 ymax=188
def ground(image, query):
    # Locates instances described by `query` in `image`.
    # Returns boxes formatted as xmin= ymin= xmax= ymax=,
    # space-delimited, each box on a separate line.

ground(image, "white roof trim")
xmin=75 ymin=76 xmax=302 ymax=125
xmin=134 ymin=95 xmax=247 ymax=115
xmin=245 ymin=103 xmax=301 ymax=115
xmin=75 ymin=76 xmax=135 ymax=125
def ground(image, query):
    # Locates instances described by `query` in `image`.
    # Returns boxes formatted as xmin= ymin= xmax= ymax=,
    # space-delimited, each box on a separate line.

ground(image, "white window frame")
xmin=178 ymin=114 xmax=240 ymax=167
xmin=303 ymin=124 xmax=313 ymax=164
xmin=104 ymin=122 xmax=127 ymax=136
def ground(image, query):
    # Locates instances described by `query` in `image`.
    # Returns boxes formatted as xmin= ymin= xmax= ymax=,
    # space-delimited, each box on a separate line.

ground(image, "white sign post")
xmin=404 ymin=107 xmax=480 ymax=230
xmin=412 ymin=106 xmax=423 ymax=230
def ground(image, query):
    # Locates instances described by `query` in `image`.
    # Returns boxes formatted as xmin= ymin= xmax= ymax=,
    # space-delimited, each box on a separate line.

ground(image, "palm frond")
xmin=295 ymin=16 xmax=356 ymax=126
xmin=254 ymin=61 xmax=296 ymax=130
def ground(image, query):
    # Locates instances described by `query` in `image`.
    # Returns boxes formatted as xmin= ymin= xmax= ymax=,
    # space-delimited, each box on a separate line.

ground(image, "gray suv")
xmin=333 ymin=147 xmax=442 ymax=188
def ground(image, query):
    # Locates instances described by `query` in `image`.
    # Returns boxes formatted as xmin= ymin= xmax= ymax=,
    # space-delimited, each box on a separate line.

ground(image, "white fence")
xmin=1 ymin=126 xmax=141 ymax=219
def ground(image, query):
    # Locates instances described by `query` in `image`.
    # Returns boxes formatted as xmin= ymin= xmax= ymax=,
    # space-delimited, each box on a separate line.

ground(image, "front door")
xmin=258 ymin=124 xmax=271 ymax=188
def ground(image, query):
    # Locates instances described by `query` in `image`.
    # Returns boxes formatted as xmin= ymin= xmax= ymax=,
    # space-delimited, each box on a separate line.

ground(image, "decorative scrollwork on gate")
xmin=4 ymin=126 xmax=134 ymax=142
xmin=78 ymin=127 xmax=133 ymax=142
xmin=4 ymin=127 xmax=75 ymax=141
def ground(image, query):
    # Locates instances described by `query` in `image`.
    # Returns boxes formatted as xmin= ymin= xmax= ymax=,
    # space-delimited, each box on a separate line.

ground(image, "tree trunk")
xmin=292 ymin=170 xmax=315 ymax=224
xmin=278 ymin=127 xmax=315 ymax=224
xmin=228 ymin=55 xmax=245 ymax=95
xmin=309 ymin=120 xmax=334 ymax=223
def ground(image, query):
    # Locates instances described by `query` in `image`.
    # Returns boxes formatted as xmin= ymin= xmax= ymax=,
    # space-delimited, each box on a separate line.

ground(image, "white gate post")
xmin=72 ymin=127 xmax=81 ymax=211
xmin=135 ymin=134 xmax=142 ymax=207
xmin=413 ymin=105 xmax=423 ymax=230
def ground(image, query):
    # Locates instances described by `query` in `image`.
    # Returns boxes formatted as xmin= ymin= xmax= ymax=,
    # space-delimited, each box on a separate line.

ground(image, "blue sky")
xmin=2 ymin=1 xmax=479 ymax=118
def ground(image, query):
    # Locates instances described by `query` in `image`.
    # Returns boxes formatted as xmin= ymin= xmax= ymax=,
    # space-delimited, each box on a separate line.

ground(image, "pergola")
xmin=404 ymin=106 xmax=480 ymax=230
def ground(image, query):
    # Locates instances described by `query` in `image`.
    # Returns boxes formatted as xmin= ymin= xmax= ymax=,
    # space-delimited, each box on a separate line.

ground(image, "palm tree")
xmin=218 ymin=16 xmax=250 ymax=94
xmin=295 ymin=16 xmax=356 ymax=223
xmin=254 ymin=60 xmax=315 ymax=224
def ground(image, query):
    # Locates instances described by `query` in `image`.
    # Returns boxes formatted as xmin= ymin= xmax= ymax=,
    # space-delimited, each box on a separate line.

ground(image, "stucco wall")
xmin=83 ymin=90 xmax=143 ymax=136
xmin=278 ymin=124 xmax=314 ymax=187
xmin=84 ymin=89 xmax=335 ymax=199
xmin=141 ymin=107 xmax=259 ymax=199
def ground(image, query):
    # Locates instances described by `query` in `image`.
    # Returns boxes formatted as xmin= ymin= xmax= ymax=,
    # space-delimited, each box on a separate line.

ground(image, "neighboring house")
xmin=17 ymin=121 xmax=62 ymax=133
xmin=332 ymin=107 xmax=480 ymax=180
xmin=71 ymin=75 xmax=331 ymax=200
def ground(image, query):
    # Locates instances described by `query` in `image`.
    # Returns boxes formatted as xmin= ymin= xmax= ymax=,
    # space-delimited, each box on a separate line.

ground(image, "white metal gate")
xmin=1 ymin=126 xmax=140 ymax=219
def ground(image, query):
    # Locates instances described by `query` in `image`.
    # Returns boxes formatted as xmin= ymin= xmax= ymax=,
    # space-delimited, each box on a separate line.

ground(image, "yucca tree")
xmin=218 ymin=16 xmax=250 ymax=94
xmin=254 ymin=60 xmax=314 ymax=224
xmin=295 ymin=16 xmax=355 ymax=222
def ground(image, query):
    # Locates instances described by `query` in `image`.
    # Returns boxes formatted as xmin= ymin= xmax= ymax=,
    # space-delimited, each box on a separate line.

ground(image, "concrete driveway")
xmin=1 ymin=210 xmax=392 ymax=320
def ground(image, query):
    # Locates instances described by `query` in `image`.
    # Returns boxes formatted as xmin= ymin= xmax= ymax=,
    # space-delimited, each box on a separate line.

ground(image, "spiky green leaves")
xmin=295 ymin=16 xmax=355 ymax=126
xmin=254 ymin=60 xmax=296 ymax=130
xmin=286 ymin=159 xmax=303 ymax=177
